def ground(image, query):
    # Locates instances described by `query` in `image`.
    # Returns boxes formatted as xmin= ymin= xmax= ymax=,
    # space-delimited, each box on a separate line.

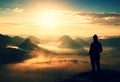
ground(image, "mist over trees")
xmin=0 ymin=33 xmax=120 ymax=82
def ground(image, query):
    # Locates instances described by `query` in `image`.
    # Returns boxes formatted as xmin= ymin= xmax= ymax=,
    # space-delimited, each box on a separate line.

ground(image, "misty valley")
xmin=0 ymin=34 xmax=120 ymax=82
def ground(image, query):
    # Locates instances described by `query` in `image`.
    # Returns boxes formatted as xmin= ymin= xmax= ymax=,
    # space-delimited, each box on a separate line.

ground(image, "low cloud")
xmin=14 ymin=7 xmax=24 ymax=13
xmin=76 ymin=12 xmax=120 ymax=25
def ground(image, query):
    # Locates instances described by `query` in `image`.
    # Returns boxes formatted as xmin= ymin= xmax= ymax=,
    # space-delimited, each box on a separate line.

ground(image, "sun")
xmin=39 ymin=10 xmax=58 ymax=27
xmin=41 ymin=15 xmax=57 ymax=27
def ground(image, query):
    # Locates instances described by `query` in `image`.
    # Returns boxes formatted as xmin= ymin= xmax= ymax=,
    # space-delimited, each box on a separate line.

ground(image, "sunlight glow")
xmin=40 ymin=15 xmax=57 ymax=27
xmin=38 ymin=9 xmax=59 ymax=27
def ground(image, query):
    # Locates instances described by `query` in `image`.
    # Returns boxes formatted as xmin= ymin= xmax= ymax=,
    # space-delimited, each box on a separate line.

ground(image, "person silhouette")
xmin=89 ymin=34 xmax=102 ymax=79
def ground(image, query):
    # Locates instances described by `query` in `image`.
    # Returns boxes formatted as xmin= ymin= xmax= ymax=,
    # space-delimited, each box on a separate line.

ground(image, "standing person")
xmin=89 ymin=34 xmax=102 ymax=79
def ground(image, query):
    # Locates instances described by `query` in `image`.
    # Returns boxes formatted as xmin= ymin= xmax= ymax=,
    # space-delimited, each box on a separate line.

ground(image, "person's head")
xmin=93 ymin=34 xmax=98 ymax=41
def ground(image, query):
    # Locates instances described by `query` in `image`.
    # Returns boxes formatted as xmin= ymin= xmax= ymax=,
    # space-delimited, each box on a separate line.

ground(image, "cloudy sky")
xmin=0 ymin=0 xmax=120 ymax=37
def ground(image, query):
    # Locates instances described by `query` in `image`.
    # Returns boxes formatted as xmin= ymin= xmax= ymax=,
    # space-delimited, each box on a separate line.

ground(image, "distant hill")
xmin=74 ymin=36 xmax=120 ymax=48
xmin=57 ymin=35 xmax=81 ymax=49
xmin=75 ymin=37 xmax=89 ymax=47
xmin=0 ymin=34 xmax=40 ymax=50
xmin=27 ymin=36 xmax=41 ymax=44
xmin=0 ymin=34 xmax=25 ymax=48
xmin=0 ymin=34 xmax=11 ymax=48
xmin=19 ymin=39 xmax=39 ymax=50
xmin=100 ymin=37 xmax=120 ymax=48
xmin=0 ymin=34 xmax=39 ymax=64
xmin=10 ymin=36 xmax=25 ymax=46
xmin=0 ymin=34 xmax=55 ymax=64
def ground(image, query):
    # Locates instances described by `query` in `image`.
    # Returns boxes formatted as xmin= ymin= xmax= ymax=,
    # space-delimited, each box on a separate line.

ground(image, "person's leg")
xmin=91 ymin=58 xmax=96 ymax=79
xmin=96 ymin=55 xmax=100 ymax=79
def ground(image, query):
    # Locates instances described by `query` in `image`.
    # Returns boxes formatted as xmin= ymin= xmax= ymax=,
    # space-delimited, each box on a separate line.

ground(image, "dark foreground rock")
xmin=56 ymin=69 xmax=120 ymax=82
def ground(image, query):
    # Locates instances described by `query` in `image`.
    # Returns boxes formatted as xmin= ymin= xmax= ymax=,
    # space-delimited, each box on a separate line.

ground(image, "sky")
xmin=0 ymin=0 xmax=120 ymax=37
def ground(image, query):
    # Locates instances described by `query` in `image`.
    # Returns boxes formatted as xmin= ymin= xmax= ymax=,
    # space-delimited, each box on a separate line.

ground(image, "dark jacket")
xmin=89 ymin=41 xmax=102 ymax=55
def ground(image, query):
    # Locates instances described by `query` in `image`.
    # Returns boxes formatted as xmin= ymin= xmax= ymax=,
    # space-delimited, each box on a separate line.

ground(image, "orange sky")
xmin=0 ymin=1 xmax=120 ymax=37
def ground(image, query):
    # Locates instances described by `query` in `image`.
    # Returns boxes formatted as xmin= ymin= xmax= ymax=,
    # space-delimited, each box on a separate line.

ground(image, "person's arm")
xmin=89 ymin=43 xmax=92 ymax=55
xmin=99 ymin=43 xmax=102 ymax=53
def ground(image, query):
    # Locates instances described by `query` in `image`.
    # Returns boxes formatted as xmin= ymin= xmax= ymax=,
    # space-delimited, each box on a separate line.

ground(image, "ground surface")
xmin=56 ymin=69 xmax=120 ymax=82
